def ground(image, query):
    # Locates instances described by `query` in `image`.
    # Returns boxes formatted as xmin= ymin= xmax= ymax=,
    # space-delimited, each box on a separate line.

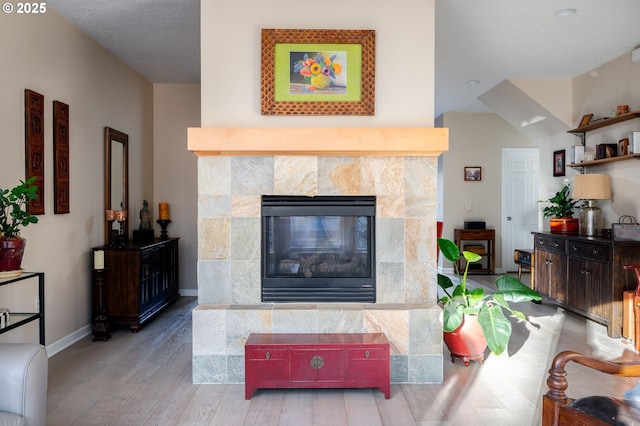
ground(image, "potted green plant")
xmin=541 ymin=183 xmax=580 ymax=234
xmin=437 ymin=237 xmax=541 ymax=365
xmin=0 ymin=177 xmax=39 ymax=273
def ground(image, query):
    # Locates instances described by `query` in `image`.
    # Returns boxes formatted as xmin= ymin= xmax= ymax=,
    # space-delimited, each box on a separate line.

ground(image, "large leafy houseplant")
xmin=437 ymin=237 xmax=541 ymax=356
xmin=541 ymin=183 xmax=580 ymax=219
xmin=0 ymin=177 xmax=39 ymax=240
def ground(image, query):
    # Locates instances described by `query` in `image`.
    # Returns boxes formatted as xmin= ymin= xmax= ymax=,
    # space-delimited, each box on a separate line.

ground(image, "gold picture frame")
xmin=578 ymin=114 xmax=593 ymax=127
xmin=261 ymin=29 xmax=376 ymax=116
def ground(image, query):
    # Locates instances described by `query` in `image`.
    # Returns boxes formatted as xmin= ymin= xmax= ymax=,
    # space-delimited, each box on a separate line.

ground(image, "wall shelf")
xmin=568 ymin=153 xmax=640 ymax=169
xmin=568 ymin=111 xmax=640 ymax=135
xmin=567 ymin=110 xmax=640 ymax=170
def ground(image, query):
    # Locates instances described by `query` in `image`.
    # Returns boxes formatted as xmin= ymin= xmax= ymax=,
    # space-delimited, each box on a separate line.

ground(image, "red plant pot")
xmin=549 ymin=217 xmax=579 ymax=234
xmin=0 ymin=238 xmax=26 ymax=272
xmin=443 ymin=314 xmax=487 ymax=366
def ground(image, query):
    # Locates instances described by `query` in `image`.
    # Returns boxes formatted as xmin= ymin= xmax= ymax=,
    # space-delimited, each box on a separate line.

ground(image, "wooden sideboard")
xmin=533 ymin=232 xmax=640 ymax=337
xmin=245 ymin=333 xmax=390 ymax=399
xmin=92 ymin=238 xmax=179 ymax=333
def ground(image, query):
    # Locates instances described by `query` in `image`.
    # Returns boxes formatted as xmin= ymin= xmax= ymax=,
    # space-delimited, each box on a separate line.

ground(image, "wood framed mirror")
xmin=104 ymin=127 xmax=129 ymax=244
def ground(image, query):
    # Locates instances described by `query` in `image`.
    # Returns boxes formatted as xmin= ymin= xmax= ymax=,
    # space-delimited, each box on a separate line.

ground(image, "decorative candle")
xmin=115 ymin=210 xmax=127 ymax=222
xmin=105 ymin=210 xmax=116 ymax=221
xmin=159 ymin=202 xmax=170 ymax=220
xmin=94 ymin=250 xmax=105 ymax=270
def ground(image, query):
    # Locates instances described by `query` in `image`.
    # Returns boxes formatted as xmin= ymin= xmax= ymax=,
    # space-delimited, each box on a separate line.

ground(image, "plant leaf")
xmin=511 ymin=310 xmax=527 ymax=322
xmin=462 ymin=250 xmax=482 ymax=263
xmin=437 ymin=238 xmax=460 ymax=263
xmin=494 ymin=275 xmax=541 ymax=303
xmin=478 ymin=305 xmax=512 ymax=356
xmin=437 ymin=273 xmax=454 ymax=291
xmin=442 ymin=302 xmax=463 ymax=332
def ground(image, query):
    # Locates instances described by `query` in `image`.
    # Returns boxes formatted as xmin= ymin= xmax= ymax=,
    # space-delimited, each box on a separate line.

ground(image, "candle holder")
xmin=157 ymin=219 xmax=171 ymax=239
xmin=92 ymin=268 xmax=111 ymax=341
xmin=106 ymin=210 xmax=116 ymax=247
xmin=107 ymin=210 xmax=128 ymax=248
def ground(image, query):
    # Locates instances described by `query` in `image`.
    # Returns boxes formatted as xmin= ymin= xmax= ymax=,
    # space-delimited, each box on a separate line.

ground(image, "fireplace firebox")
xmin=261 ymin=195 xmax=376 ymax=303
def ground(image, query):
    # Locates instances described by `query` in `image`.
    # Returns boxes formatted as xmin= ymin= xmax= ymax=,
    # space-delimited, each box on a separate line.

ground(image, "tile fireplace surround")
xmin=188 ymin=128 xmax=449 ymax=384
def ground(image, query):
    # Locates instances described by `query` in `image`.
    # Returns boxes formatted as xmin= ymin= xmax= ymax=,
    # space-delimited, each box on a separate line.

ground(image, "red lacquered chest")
xmin=245 ymin=333 xmax=390 ymax=399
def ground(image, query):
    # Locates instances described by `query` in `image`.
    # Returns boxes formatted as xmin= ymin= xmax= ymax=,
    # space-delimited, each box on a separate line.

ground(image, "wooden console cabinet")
xmin=454 ymin=228 xmax=495 ymax=274
xmin=533 ymin=232 xmax=640 ymax=337
xmin=245 ymin=333 xmax=390 ymax=399
xmin=92 ymin=238 xmax=179 ymax=333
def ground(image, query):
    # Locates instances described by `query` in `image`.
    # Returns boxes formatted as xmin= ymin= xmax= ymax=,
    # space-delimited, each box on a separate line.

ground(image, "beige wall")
xmin=441 ymin=49 xmax=640 ymax=273
xmin=571 ymin=51 xmax=640 ymax=226
xmin=200 ymin=0 xmax=435 ymax=126
xmin=0 ymin=10 xmax=153 ymax=351
xmin=153 ymin=84 xmax=200 ymax=291
xmin=439 ymin=112 xmax=535 ymax=270
xmin=510 ymin=78 xmax=574 ymax=127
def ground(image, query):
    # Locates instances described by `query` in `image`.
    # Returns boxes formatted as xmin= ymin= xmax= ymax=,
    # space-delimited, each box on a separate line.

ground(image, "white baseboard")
xmin=46 ymin=324 xmax=91 ymax=358
xmin=45 ymin=293 xmax=197 ymax=357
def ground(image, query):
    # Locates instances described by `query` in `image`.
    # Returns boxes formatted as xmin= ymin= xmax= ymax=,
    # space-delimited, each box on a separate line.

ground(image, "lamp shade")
xmin=572 ymin=174 xmax=612 ymax=200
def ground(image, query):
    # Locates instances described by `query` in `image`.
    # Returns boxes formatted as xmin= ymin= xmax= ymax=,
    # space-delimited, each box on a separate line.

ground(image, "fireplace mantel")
xmin=188 ymin=127 xmax=448 ymax=156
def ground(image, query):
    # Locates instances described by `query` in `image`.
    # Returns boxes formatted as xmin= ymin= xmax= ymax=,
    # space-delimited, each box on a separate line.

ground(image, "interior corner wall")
xmin=569 ymin=50 xmax=640 ymax=226
xmin=200 ymin=0 xmax=436 ymax=127
xmin=509 ymin=78 xmax=574 ymax=127
xmin=0 ymin=11 xmax=153 ymax=349
xmin=440 ymin=112 xmax=534 ymax=271
xmin=153 ymin=84 xmax=201 ymax=292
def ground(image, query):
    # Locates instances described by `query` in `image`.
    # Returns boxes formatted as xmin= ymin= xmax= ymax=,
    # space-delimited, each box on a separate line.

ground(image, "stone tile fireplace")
xmin=188 ymin=128 xmax=448 ymax=384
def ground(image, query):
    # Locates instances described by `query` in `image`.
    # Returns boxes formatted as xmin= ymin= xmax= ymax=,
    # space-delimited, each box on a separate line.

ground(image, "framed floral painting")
xmin=261 ymin=29 xmax=375 ymax=115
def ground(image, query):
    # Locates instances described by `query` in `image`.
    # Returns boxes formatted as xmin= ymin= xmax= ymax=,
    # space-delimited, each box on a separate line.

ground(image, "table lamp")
xmin=571 ymin=174 xmax=612 ymax=236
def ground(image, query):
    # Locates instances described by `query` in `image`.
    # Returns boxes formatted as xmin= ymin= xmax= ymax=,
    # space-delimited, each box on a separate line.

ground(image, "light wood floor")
xmin=46 ymin=274 xmax=640 ymax=425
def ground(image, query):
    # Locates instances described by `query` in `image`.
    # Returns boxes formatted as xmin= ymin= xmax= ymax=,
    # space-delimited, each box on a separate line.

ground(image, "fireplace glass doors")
xmin=261 ymin=195 xmax=375 ymax=303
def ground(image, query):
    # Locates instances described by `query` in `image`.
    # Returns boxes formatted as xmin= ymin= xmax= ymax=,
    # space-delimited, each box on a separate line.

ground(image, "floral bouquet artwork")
xmin=290 ymin=51 xmax=346 ymax=94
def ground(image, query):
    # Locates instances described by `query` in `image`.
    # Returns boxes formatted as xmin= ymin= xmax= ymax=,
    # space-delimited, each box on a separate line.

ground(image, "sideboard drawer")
xmin=347 ymin=347 xmax=387 ymax=360
xmin=567 ymin=241 xmax=610 ymax=263
xmin=247 ymin=348 xmax=287 ymax=361
xmin=535 ymin=234 xmax=566 ymax=254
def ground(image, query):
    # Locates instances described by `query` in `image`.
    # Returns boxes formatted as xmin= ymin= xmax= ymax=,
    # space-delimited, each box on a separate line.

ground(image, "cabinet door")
xmin=346 ymin=347 xmax=388 ymax=382
xmin=567 ymin=258 xmax=610 ymax=321
xmin=245 ymin=348 xmax=288 ymax=383
xmin=289 ymin=348 xmax=345 ymax=382
xmin=534 ymin=250 xmax=566 ymax=302
xmin=140 ymin=246 xmax=162 ymax=311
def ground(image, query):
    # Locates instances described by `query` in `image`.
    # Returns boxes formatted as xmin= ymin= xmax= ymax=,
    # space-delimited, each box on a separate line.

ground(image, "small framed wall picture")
xmin=464 ymin=166 xmax=481 ymax=181
xmin=553 ymin=150 xmax=566 ymax=177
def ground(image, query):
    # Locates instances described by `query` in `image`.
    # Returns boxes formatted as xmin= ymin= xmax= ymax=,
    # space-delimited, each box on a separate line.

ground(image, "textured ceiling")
xmin=46 ymin=0 xmax=640 ymax=117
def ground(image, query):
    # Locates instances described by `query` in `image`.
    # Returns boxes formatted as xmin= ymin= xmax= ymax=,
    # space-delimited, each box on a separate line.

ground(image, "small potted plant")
xmin=0 ymin=177 xmax=39 ymax=273
xmin=437 ymin=237 xmax=541 ymax=366
xmin=541 ymin=183 xmax=580 ymax=234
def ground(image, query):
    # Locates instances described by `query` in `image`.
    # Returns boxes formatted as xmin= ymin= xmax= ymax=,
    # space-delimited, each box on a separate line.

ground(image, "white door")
xmin=501 ymin=148 xmax=539 ymax=272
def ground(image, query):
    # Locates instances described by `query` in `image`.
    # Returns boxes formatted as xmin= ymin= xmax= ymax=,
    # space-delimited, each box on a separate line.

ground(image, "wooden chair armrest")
xmin=545 ymin=351 xmax=640 ymax=405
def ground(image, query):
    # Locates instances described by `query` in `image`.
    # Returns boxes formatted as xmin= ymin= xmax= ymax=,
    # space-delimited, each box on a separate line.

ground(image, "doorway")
xmin=501 ymin=148 xmax=539 ymax=272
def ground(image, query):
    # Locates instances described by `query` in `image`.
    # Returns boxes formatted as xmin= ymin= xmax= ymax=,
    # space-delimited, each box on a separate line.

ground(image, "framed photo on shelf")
xmin=464 ymin=166 xmax=482 ymax=181
xmin=553 ymin=150 xmax=566 ymax=177
xmin=578 ymin=114 xmax=593 ymax=128
xmin=619 ymin=138 xmax=629 ymax=156
xmin=260 ymin=28 xmax=375 ymax=116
